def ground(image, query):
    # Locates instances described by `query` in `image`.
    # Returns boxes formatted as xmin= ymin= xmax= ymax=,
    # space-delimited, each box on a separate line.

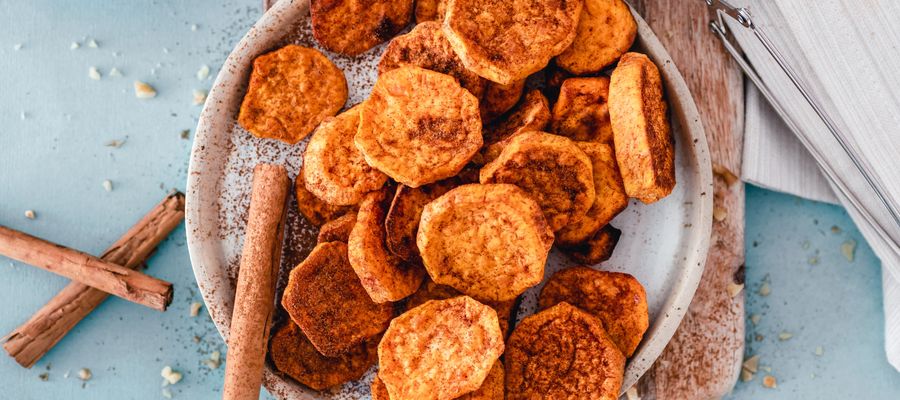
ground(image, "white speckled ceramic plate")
xmin=186 ymin=1 xmax=712 ymax=398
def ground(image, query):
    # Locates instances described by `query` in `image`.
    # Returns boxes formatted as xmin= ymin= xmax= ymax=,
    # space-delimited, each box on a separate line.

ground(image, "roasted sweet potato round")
xmin=563 ymin=225 xmax=622 ymax=265
xmin=481 ymin=90 xmax=551 ymax=163
xmin=443 ymin=0 xmax=583 ymax=84
xmin=310 ymin=0 xmax=414 ymax=56
xmin=356 ymin=66 xmax=482 ymax=187
xmin=556 ymin=0 xmax=636 ymax=75
xmin=417 ymin=183 xmax=553 ymax=302
xmin=538 ymin=266 xmax=649 ymax=357
xmin=238 ymin=45 xmax=347 ymax=144
xmin=609 ymin=52 xmax=675 ymax=203
xmin=294 ymin=170 xmax=356 ymax=227
xmin=479 ymin=131 xmax=595 ymax=232
xmin=304 ymin=105 xmax=388 ymax=206
xmin=378 ymin=296 xmax=504 ymax=400
xmin=505 ymin=302 xmax=625 ymax=399
xmin=373 ymin=361 xmax=504 ymax=400
xmin=281 ymin=241 xmax=393 ymax=356
xmin=555 ymin=142 xmax=627 ymax=246
xmin=480 ymin=79 xmax=526 ymax=123
xmin=385 ymin=179 xmax=459 ymax=261
xmin=551 ymin=77 xmax=614 ymax=144
xmin=405 ymin=277 xmax=517 ymax=338
xmin=269 ymin=322 xmax=379 ymax=390
xmin=414 ymin=0 xmax=447 ymax=23
xmin=379 ymin=21 xmax=487 ymax=99
xmin=348 ymin=189 xmax=426 ymax=303
xmin=316 ymin=212 xmax=357 ymax=244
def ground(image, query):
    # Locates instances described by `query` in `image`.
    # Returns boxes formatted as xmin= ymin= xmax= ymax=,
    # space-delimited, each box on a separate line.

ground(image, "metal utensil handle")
xmin=706 ymin=0 xmax=900 ymax=251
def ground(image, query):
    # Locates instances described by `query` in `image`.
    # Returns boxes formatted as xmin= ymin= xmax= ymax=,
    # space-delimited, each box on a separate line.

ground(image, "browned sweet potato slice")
xmin=556 ymin=0 xmax=636 ymax=75
xmin=563 ymin=225 xmax=622 ymax=264
xmin=609 ymin=52 xmax=675 ymax=203
xmin=481 ymin=90 xmax=551 ymax=163
xmin=551 ymin=77 xmax=613 ymax=144
xmin=555 ymin=142 xmax=627 ymax=246
xmin=378 ymin=296 xmax=504 ymax=400
xmin=281 ymin=242 xmax=393 ymax=356
xmin=316 ymin=212 xmax=357 ymax=244
xmin=348 ymin=189 xmax=426 ymax=303
xmin=505 ymin=302 xmax=624 ymax=399
xmin=294 ymin=169 xmax=356 ymax=227
xmin=269 ymin=321 xmax=379 ymax=390
xmin=480 ymin=132 xmax=595 ymax=232
xmin=405 ymin=278 xmax=517 ymax=338
xmin=310 ymin=0 xmax=414 ymax=56
xmin=538 ymin=266 xmax=649 ymax=357
xmin=384 ymin=179 xmax=459 ymax=261
xmin=238 ymin=45 xmax=347 ymax=144
xmin=480 ymin=79 xmax=526 ymax=123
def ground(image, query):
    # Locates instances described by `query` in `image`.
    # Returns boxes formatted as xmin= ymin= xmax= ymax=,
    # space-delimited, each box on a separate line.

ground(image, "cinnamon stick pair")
xmin=2 ymin=192 xmax=184 ymax=368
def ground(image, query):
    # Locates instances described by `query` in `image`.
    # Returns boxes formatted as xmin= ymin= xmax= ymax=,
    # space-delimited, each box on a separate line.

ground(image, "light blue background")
xmin=1 ymin=1 xmax=898 ymax=399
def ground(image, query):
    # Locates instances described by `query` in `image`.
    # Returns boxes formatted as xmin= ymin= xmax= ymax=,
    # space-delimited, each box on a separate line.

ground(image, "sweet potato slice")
xmin=563 ymin=225 xmax=622 ymax=265
xmin=316 ymin=212 xmax=357 ymax=244
xmin=555 ymin=142 xmax=627 ymax=246
xmin=609 ymin=52 xmax=675 ymax=203
xmin=281 ymin=242 xmax=393 ymax=356
xmin=378 ymin=296 xmax=504 ymax=400
xmin=238 ymin=45 xmax=347 ymax=144
xmin=310 ymin=0 xmax=414 ymax=56
xmin=551 ymin=77 xmax=614 ymax=144
xmin=556 ymin=0 xmax=636 ymax=75
xmin=385 ymin=179 xmax=459 ymax=261
xmin=480 ymin=79 xmax=526 ymax=123
xmin=538 ymin=266 xmax=649 ymax=357
xmin=294 ymin=170 xmax=356 ymax=227
xmin=481 ymin=90 xmax=551 ymax=163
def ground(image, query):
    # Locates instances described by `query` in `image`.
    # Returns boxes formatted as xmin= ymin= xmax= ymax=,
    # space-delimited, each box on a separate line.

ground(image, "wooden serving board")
xmin=259 ymin=1 xmax=746 ymax=398
xmin=632 ymin=0 xmax=746 ymax=399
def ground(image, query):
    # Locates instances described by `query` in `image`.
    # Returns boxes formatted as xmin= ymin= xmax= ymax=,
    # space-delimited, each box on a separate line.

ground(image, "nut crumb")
xmin=762 ymin=375 xmax=777 ymax=388
xmin=39 ymin=372 xmax=49 ymax=381
xmin=625 ymin=386 xmax=640 ymax=400
xmin=88 ymin=66 xmax=101 ymax=80
xmin=196 ymin=65 xmax=210 ymax=80
xmin=192 ymin=89 xmax=207 ymax=106
xmin=105 ymin=139 xmax=125 ymax=148
xmin=727 ymin=282 xmax=744 ymax=298
xmin=180 ymin=129 xmax=190 ymax=140
xmin=13 ymin=43 xmax=23 ymax=51
xmin=750 ymin=314 xmax=761 ymax=326
xmin=713 ymin=206 xmax=727 ymax=222
xmin=70 ymin=42 xmax=80 ymax=50
xmin=102 ymin=179 xmax=113 ymax=192
xmin=134 ymin=81 xmax=157 ymax=99
xmin=815 ymin=346 xmax=824 ymax=356
xmin=202 ymin=351 xmax=221 ymax=369
xmin=740 ymin=369 xmax=754 ymax=382
xmin=191 ymin=24 xmax=199 ymax=31
xmin=109 ymin=67 xmax=122 ymax=77
xmin=189 ymin=302 xmax=202 ymax=317
xmin=24 ymin=210 xmax=36 ymax=219
xmin=78 ymin=368 xmax=92 ymax=381
xmin=758 ymin=282 xmax=771 ymax=296
xmin=778 ymin=332 xmax=793 ymax=341
xmin=841 ymin=240 xmax=856 ymax=262
xmin=87 ymin=39 xmax=98 ymax=48
xmin=712 ymin=163 xmax=739 ymax=186
xmin=161 ymin=366 xmax=182 ymax=385
xmin=742 ymin=355 xmax=760 ymax=373
xmin=830 ymin=225 xmax=841 ymax=233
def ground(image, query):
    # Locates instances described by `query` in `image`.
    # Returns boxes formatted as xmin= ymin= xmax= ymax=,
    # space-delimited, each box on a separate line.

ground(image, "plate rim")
xmin=185 ymin=0 xmax=713 ymax=397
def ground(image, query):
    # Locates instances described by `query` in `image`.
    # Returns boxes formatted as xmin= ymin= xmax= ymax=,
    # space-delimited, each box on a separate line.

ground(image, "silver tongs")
xmin=705 ymin=0 xmax=900 ymax=253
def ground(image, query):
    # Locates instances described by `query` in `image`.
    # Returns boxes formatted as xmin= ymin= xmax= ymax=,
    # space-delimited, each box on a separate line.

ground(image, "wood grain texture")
xmin=631 ymin=1 xmax=746 ymax=399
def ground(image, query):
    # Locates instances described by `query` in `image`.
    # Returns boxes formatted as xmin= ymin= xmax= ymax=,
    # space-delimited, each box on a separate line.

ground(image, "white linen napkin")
xmin=733 ymin=0 xmax=900 ymax=371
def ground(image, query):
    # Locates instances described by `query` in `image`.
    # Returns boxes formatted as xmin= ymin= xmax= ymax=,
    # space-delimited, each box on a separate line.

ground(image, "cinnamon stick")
xmin=2 ymin=192 xmax=185 ymax=368
xmin=223 ymin=164 xmax=290 ymax=400
xmin=0 ymin=217 xmax=174 ymax=312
